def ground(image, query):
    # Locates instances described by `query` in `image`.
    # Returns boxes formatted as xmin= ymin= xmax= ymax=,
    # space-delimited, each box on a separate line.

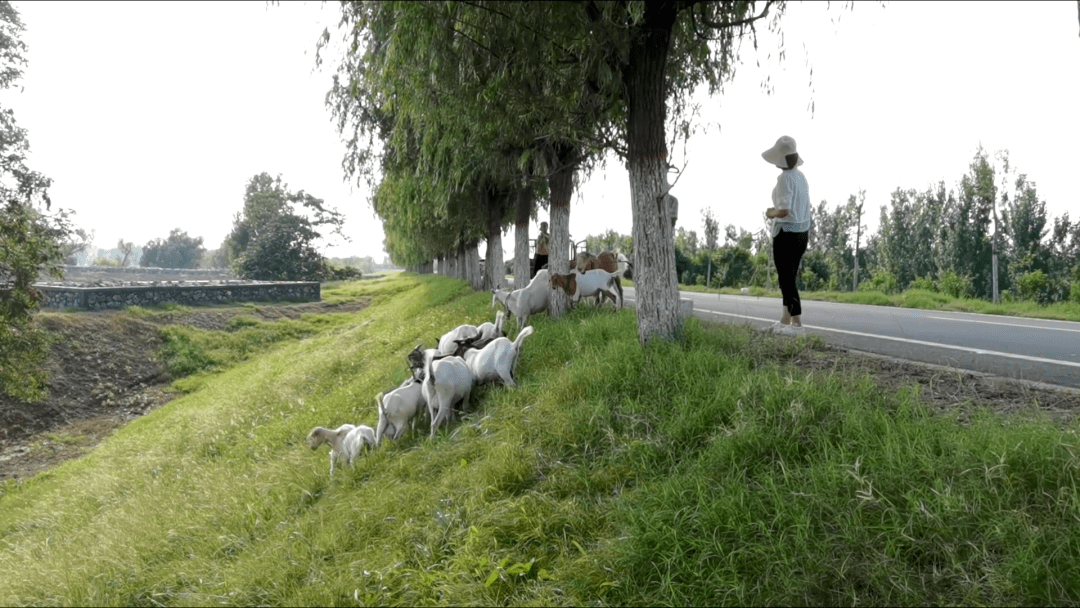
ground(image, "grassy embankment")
xmin=669 ymin=282 xmax=1080 ymax=322
xmin=3 ymin=273 xmax=1080 ymax=605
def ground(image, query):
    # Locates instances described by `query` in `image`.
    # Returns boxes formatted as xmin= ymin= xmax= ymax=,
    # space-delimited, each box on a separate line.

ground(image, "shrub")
xmin=801 ymin=268 xmax=823 ymax=292
xmin=1071 ymin=281 xmax=1080 ymax=304
xmin=856 ymin=270 xmax=898 ymax=294
xmin=1016 ymin=270 xmax=1052 ymax=305
xmin=909 ymin=275 xmax=936 ymax=292
xmin=939 ymin=271 xmax=973 ymax=299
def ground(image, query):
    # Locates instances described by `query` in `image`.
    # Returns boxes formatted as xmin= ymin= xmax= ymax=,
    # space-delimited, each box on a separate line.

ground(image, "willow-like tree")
xmin=320 ymin=2 xmax=619 ymax=313
xmin=322 ymin=1 xmax=801 ymax=341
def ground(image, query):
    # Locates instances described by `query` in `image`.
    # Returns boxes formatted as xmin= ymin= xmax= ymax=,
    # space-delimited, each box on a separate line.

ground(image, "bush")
xmin=939 ymin=271 xmax=973 ymax=299
xmin=909 ymin=275 xmax=936 ymax=292
xmin=1071 ymin=282 xmax=1080 ymax=304
xmin=320 ymin=262 xmax=363 ymax=281
xmin=857 ymin=270 xmax=898 ymax=294
xmin=1016 ymin=270 xmax=1052 ymax=305
xmin=800 ymin=268 xmax=824 ymax=292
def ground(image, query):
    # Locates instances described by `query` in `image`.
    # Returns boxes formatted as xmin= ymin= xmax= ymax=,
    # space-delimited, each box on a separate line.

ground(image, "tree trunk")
xmin=484 ymin=186 xmax=504 ymax=291
xmin=466 ymin=241 xmax=483 ymax=290
xmin=625 ymin=6 xmax=681 ymax=343
xmin=514 ymin=183 xmax=533 ymax=290
xmin=547 ymin=142 xmax=577 ymax=318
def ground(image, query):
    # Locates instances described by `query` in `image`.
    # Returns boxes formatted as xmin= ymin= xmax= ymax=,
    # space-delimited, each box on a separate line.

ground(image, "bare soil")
xmin=0 ymin=299 xmax=369 ymax=481
xmin=3 ymin=302 xmax=1079 ymax=482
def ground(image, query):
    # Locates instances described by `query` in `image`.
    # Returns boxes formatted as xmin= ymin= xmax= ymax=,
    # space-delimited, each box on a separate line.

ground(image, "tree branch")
xmin=696 ymin=0 xmax=775 ymax=31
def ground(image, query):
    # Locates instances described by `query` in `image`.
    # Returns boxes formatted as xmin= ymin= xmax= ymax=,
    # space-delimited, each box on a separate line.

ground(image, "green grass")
xmin=3 ymin=273 xmax=1080 ymax=605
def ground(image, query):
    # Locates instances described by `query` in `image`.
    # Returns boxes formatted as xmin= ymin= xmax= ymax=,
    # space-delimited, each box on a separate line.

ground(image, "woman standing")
xmin=763 ymin=136 xmax=811 ymax=335
xmin=531 ymin=221 xmax=550 ymax=279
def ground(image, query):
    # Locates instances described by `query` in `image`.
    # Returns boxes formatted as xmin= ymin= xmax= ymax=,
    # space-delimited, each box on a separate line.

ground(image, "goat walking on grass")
xmin=307 ymin=424 xmax=376 ymax=477
xmin=375 ymin=378 xmax=427 ymax=444
xmin=408 ymin=345 xmax=474 ymax=439
xmin=461 ymin=326 xmax=534 ymax=388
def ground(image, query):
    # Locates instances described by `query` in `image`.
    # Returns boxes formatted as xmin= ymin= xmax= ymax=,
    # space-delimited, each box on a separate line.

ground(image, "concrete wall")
xmin=37 ymin=281 xmax=320 ymax=311
xmin=59 ymin=265 xmax=233 ymax=282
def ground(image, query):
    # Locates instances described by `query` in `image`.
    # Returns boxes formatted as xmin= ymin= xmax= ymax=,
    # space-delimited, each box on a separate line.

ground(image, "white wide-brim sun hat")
xmin=761 ymin=135 xmax=804 ymax=168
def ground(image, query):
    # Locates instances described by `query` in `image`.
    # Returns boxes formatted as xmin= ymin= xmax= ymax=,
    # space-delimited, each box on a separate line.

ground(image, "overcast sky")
xmin=6 ymin=1 xmax=1079 ymax=264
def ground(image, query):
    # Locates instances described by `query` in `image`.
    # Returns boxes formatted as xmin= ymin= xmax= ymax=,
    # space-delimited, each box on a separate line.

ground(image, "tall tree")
xmin=702 ymin=207 xmax=719 ymax=286
xmin=223 ymin=173 xmax=345 ymax=281
xmin=944 ymin=147 xmax=996 ymax=299
xmin=322 ymin=1 xmax=796 ymax=342
xmin=846 ymin=190 xmax=866 ymax=291
xmin=141 ymin=229 xmax=205 ymax=269
xmin=0 ymin=1 xmax=71 ymax=401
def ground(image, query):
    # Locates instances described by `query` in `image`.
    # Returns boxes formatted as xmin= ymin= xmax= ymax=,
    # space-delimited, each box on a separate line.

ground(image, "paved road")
xmin=622 ymin=287 xmax=1080 ymax=390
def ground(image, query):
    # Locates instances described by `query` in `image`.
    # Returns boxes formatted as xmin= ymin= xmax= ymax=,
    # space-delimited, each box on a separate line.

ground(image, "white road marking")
xmin=927 ymin=315 xmax=1080 ymax=333
xmin=624 ymin=297 xmax=1080 ymax=370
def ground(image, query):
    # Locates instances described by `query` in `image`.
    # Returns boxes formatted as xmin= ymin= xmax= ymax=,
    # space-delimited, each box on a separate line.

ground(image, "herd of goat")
xmin=306 ymin=250 xmax=632 ymax=476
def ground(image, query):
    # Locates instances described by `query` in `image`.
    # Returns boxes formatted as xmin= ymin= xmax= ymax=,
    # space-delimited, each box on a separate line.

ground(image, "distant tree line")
xmin=589 ymin=146 xmax=1080 ymax=305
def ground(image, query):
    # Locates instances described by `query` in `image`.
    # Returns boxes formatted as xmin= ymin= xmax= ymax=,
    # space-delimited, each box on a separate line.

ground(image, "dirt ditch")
xmin=3 ymin=301 xmax=1079 ymax=481
xmin=0 ymin=299 xmax=368 ymax=481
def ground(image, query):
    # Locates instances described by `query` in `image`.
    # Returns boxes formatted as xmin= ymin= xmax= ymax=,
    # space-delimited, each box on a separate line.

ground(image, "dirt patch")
xmin=0 ymin=299 xmax=369 ymax=481
xmin=783 ymin=340 xmax=1080 ymax=425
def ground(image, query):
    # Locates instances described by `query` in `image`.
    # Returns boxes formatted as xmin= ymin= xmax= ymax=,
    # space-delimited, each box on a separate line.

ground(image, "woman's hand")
xmin=765 ymin=208 xmax=790 ymax=219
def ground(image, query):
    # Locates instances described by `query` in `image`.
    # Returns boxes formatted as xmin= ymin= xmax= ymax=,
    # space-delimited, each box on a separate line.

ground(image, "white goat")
xmin=437 ymin=311 xmax=506 ymax=356
xmin=548 ymin=268 xmax=622 ymax=309
xmin=307 ymin=423 xmax=376 ymax=476
xmin=375 ymin=378 xmax=427 ymax=444
xmin=462 ymin=326 xmax=534 ymax=388
xmin=503 ymin=269 xmax=550 ymax=333
xmin=492 ymin=286 xmax=512 ymax=309
xmin=415 ymin=347 xmax=473 ymax=438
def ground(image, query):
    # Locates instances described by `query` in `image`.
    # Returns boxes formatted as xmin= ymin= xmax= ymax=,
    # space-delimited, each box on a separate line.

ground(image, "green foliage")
xmin=0 ymin=202 xmax=67 ymax=401
xmin=858 ymin=269 xmax=899 ymax=294
xmin=1015 ymin=269 xmax=1053 ymax=305
xmin=939 ymin=271 xmax=974 ymax=299
xmin=0 ymin=2 xmax=70 ymax=401
xmin=224 ymin=173 xmax=345 ymax=281
xmin=1071 ymin=281 xmax=1080 ymax=304
xmin=91 ymin=256 xmax=120 ymax=267
xmin=157 ymin=314 xmax=336 ymax=382
xmin=583 ymin=230 xmax=632 ymax=256
xmin=140 ymin=228 xmax=205 ymax=269
xmin=909 ymin=275 xmax=937 ymax=292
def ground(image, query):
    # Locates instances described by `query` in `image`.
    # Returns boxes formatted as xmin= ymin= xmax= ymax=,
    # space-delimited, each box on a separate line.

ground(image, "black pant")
xmin=531 ymin=254 xmax=548 ymax=278
xmin=773 ymin=229 xmax=809 ymax=317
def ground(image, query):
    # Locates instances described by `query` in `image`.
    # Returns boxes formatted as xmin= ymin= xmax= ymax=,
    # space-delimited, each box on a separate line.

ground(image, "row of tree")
xmin=319 ymin=0 xmax=795 ymax=343
xmin=625 ymin=147 xmax=1080 ymax=305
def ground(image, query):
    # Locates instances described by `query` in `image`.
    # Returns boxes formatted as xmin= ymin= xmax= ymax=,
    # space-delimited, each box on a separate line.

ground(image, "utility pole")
xmin=850 ymin=190 xmax=865 ymax=292
xmin=992 ymin=209 xmax=1000 ymax=304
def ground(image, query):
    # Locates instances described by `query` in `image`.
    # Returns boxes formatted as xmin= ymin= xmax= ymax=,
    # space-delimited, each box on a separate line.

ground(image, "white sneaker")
xmin=789 ymin=324 xmax=805 ymax=336
xmin=763 ymin=321 xmax=784 ymax=334
xmin=773 ymin=323 xmax=797 ymax=336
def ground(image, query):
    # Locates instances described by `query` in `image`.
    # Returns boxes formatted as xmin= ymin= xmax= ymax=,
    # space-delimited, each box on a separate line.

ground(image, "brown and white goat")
xmin=549 ymin=268 xmax=621 ymax=310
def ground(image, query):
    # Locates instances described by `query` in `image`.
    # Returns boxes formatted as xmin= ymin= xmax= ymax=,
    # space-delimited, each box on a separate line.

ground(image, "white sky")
xmin=5 ymin=1 xmax=1079 ymax=264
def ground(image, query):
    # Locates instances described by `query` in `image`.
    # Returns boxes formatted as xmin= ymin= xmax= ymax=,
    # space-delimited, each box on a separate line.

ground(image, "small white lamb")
xmin=462 ymin=325 xmax=534 ymax=388
xmin=375 ymin=378 xmax=427 ymax=444
xmin=307 ymin=423 xmax=376 ymax=476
